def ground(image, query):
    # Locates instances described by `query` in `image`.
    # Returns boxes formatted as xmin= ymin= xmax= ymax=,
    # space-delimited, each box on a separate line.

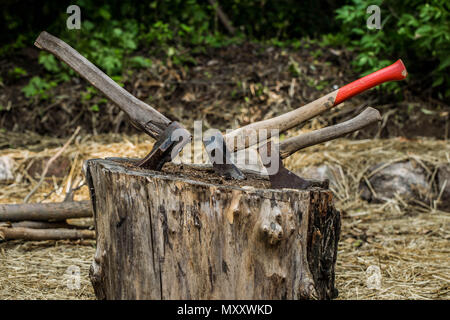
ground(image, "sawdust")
xmin=0 ymin=133 xmax=448 ymax=299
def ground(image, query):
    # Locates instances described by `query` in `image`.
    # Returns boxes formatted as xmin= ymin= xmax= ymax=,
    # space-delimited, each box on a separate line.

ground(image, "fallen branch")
xmin=24 ymin=126 xmax=80 ymax=203
xmin=0 ymin=200 xmax=92 ymax=222
xmin=0 ymin=227 xmax=95 ymax=241
xmin=10 ymin=220 xmax=90 ymax=229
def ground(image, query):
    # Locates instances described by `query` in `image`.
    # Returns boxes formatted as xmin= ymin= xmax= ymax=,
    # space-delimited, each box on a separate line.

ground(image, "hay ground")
xmin=0 ymin=132 xmax=449 ymax=300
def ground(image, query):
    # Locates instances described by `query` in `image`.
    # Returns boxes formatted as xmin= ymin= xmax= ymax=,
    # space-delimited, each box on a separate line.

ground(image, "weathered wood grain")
xmin=224 ymin=91 xmax=338 ymax=151
xmin=0 ymin=227 xmax=94 ymax=240
xmin=0 ymin=201 xmax=92 ymax=221
xmin=86 ymin=159 xmax=340 ymax=300
xmin=34 ymin=31 xmax=170 ymax=138
xmin=279 ymin=107 xmax=381 ymax=159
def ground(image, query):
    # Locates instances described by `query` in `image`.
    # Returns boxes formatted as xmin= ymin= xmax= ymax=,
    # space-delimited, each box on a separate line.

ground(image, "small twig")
xmin=376 ymin=109 xmax=396 ymax=139
xmin=64 ymin=177 xmax=84 ymax=202
xmin=63 ymin=154 xmax=80 ymax=201
xmin=208 ymin=0 xmax=236 ymax=35
xmin=24 ymin=126 xmax=80 ymax=203
xmin=367 ymin=157 xmax=408 ymax=178
xmin=434 ymin=179 xmax=447 ymax=210
xmin=363 ymin=176 xmax=378 ymax=200
xmin=39 ymin=189 xmax=57 ymax=203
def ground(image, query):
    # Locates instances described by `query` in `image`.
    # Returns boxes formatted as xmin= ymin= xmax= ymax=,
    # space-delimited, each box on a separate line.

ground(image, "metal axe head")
xmin=203 ymin=131 xmax=246 ymax=180
xmin=258 ymin=141 xmax=329 ymax=190
xmin=136 ymin=121 xmax=191 ymax=171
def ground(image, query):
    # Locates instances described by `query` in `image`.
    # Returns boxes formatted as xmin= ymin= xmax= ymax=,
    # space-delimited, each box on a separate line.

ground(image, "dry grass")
xmin=0 ymin=133 xmax=449 ymax=300
xmin=0 ymin=240 xmax=95 ymax=299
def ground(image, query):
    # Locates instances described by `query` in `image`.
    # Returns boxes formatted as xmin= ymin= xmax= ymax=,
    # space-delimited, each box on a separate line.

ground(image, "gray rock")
xmin=359 ymin=160 xmax=430 ymax=203
xmin=437 ymin=164 xmax=450 ymax=210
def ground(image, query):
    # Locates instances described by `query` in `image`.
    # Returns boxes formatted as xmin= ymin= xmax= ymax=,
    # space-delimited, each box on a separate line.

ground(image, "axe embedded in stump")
xmin=193 ymin=58 xmax=406 ymax=179
xmin=34 ymin=31 xmax=407 ymax=184
xmin=224 ymin=59 xmax=407 ymax=152
xmin=256 ymin=107 xmax=382 ymax=189
xmin=31 ymin=32 xmax=399 ymax=300
xmin=34 ymin=31 xmax=245 ymax=179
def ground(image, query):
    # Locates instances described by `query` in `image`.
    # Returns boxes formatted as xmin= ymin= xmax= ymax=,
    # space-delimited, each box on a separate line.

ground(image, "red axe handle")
xmin=334 ymin=59 xmax=407 ymax=105
xmin=225 ymin=60 xmax=407 ymax=151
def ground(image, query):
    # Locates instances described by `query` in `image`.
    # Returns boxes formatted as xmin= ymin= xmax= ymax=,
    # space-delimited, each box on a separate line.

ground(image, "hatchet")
xmin=34 ymin=31 xmax=244 ymax=179
xmin=224 ymin=59 xmax=407 ymax=152
xmin=255 ymin=107 xmax=382 ymax=189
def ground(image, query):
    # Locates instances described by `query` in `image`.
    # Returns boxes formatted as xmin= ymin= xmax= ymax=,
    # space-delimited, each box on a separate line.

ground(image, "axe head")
xmin=203 ymin=131 xmax=245 ymax=180
xmin=136 ymin=121 xmax=191 ymax=171
xmin=258 ymin=141 xmax=328 ymax=190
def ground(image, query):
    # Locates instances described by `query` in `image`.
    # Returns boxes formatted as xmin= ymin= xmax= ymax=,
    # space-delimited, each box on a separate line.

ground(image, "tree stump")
xmin=85 ymin=158 xmax=341 ymax=300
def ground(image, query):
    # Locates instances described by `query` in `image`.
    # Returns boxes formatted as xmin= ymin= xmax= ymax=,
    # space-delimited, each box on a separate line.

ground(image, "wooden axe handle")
xmin=34 ymin=31 xmax=171 ymax=138
xmin=279 ymin=107 xmax=381 ymax=159
xmin=225 ymin=60 xmax=407 ymax=151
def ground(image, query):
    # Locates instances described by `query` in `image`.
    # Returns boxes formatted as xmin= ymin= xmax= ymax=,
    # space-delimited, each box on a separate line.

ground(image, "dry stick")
xmin=208 ymin=0 xmax=236 ymax=35
xmin=435 ymin=180 xmax=448 ymax=210
xmin=23 ymin=126 xmax=80 ymax=203
xmin=0 ymin=227 xmax=95 ymax=241
xmin=0 ymin=200 xmax=92 ymax=222
xmin=10 ymin=220 xmax=88 ymax=229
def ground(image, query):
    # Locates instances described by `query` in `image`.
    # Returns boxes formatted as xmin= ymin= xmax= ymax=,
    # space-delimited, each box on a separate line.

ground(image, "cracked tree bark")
xmin=85 ymin=159 xmax=340 ymax=300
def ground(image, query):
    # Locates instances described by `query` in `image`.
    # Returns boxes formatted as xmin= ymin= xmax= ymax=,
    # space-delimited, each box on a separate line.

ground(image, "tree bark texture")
xmin=86 ymin=159 xmax=341 ymax=300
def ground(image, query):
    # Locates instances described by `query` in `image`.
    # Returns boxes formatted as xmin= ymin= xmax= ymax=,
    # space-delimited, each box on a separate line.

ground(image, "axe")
xmin=255 ymin=107 xmax=382 ymax=189
xmin=224 ymin=59 xmax=407 ymax=151
xmin=34 ymin=31 xmax=244 ymax=179
xmin=200 ymin=61 xmax=406 ymax=183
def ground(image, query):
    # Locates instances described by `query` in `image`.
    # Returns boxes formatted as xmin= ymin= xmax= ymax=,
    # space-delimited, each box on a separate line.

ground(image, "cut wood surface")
xmin=0 ymin=227 xmax=95 ymax=241
xmin=86 ymin=158 xmax=341 ymax=300
xmin=0 ymin=201 xmax=92 ymax=221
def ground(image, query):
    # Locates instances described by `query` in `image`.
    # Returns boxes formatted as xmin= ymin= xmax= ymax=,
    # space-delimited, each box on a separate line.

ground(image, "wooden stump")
xmin=85 ymin=159 xmax=341 ymax=300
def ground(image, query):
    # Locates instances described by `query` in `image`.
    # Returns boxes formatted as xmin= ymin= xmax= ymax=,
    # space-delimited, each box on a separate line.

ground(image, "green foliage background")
xmin=1 ymin=0 xmax=449 ymax=101
xmin=328 ymin=0 xmax=450 ymax=99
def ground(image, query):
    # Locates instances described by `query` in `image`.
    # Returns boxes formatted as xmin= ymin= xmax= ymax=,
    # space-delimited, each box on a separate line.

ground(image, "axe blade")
xmin=254 ymin=107 xmax=381 ymax=190
xmin=259 ymin=141 xmax=328 ymax=190
xmin=137 ymin=121 xmax=191 ymax=171
xmin=203 ymin=132 xmax=245 ymax=180
xmin=268 ymin=165 xmax=329 ymax=190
